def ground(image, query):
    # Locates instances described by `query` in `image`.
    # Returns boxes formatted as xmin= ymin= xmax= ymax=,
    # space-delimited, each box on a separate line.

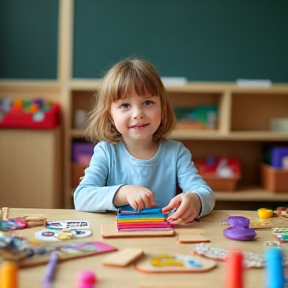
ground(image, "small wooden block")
xmin=101 ymin=223 xmax=175 ymax=238
xmin=178 ymin=229 xmax=210 ymax=244
xmin=103 ymin=248 xmax=144 ymax=267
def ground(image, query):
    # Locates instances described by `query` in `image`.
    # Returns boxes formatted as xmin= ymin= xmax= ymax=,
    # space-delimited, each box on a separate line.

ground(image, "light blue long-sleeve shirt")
xmin=74 ymin=139 xmax=215 ymax=217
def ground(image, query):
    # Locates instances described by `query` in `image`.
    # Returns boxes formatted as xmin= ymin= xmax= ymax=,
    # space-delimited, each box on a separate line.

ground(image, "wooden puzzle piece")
xmin=102 ymin=247 xmax=144 ymax=267
xmin=178 ymin=229 xmax=210 ymax=244
xmin=101 ymin=223 xmax=175 ymax=238
xmin=249 ymin=220 xmax=272 ymax=229
xmin=135 ymin=253 xmax=216 ymax=273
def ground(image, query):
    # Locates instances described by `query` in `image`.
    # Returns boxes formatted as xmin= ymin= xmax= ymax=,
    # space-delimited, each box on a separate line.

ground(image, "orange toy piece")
xmin=12 ymin=100 xmax=23 ymax=110
xmin=29 ymin=103 xmax=40 ymax=113
xmin=257 ymin=208 xmax=274 ymax=220
xmin=0 ymin=261 xmax=19 ymax=288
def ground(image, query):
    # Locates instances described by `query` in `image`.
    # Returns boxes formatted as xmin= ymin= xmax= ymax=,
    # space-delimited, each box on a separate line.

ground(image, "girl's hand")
xmin=114 ymin=185 xmax=156 ymax=211
xmin=162 ymin=193 xmax=202 ymax=224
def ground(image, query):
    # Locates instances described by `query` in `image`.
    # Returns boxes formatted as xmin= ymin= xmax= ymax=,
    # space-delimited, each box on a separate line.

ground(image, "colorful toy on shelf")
xmin=263 ymin=146 xmax=288 ymax=169
xmin=0 ymin=98 xmax=60 ymax=129
xmin=194 ymin=156 xmax=241 ymax=191
xmin=174 ymin=105 xmax=218 ymax=130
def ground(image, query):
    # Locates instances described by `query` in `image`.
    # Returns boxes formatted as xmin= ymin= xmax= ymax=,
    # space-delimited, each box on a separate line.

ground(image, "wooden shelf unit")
xmin=66 ymin=82 xmax=288 ymax=209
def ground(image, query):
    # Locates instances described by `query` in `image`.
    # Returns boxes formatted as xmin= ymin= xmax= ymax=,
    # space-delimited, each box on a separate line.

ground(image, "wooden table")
xmin=3 ymin=208 xmax=288 ymax=288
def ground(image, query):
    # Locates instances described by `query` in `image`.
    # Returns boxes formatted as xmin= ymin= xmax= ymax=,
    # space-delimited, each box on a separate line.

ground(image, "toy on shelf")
xmin=174 ymin=105 xmax=218 ymax=130
xmin=194 ymin=156 xmax=241 ymax=192
xmin=260 ymin=146 xmax=288 ymax=193
xmin=0 ymin=98 xmax=60 ymax=129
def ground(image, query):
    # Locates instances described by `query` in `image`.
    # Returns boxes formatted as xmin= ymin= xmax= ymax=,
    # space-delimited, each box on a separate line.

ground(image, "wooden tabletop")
xmin=3 ymin=208 xmax=288 ymax=288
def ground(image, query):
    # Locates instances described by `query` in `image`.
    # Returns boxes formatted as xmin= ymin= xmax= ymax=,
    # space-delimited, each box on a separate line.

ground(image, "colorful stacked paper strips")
xmin=116 ymin=205 xmax=173 ymax=231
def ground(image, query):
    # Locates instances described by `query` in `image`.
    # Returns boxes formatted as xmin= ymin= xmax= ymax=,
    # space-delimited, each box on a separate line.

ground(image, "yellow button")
xmin=258 ymin=208 xmax=273 ymax=219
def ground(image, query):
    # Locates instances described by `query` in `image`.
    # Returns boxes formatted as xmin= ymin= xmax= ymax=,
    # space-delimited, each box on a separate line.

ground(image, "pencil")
xmin=42 ymin=252 xmax=58 ymax=284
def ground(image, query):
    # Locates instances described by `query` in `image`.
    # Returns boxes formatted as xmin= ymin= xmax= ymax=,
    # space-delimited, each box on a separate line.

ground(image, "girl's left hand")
xmin=162 ymin=193 xmax=201 ymax=224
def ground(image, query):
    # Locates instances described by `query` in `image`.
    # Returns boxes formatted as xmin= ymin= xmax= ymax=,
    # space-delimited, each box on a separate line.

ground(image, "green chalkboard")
xmin=0 ymin=0 xmax=59 ymax=80
xmin=73 ymin=0 xmax=288 ymax=82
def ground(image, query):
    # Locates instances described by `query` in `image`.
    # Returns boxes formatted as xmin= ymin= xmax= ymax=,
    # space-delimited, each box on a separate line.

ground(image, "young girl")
xmin=74 ymin=59 xmax=215 ymax=224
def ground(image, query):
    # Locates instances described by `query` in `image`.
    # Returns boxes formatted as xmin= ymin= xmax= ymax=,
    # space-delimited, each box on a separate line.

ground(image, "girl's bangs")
xmin=113 ymin=72 xmax=159 ymax=101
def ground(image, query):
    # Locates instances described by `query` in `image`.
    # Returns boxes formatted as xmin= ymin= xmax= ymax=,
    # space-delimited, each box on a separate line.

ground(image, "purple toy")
xmin=227 ymin=215 xmax=250 ymax=228
xmin=224 ymin=216 xmax=256 ymax=241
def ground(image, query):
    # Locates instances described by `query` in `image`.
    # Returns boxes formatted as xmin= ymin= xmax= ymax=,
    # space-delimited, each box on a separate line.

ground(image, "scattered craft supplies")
xmin=0 ymin=233 xmax=116 ymax=267
xmin=0 ymin=207 xmax=47 ymax=230
xmin=116 ymin=205 xmax=173 ymax=231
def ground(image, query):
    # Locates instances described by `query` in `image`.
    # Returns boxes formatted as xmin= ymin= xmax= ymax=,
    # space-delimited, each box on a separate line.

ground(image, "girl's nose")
xmin=133 ymin=107 xmax=144 ymax=119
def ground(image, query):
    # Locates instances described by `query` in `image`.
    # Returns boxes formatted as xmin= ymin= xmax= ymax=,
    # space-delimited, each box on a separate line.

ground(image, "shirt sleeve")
xmin=176 ymin=143 xmax=215 ymax=218
xmin=73 ymin=142 xmax=123 ymax=212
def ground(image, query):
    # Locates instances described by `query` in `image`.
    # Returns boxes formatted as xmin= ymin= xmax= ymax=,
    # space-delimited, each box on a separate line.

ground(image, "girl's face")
xmin=110 ymin=92 xmax=162 ymax=142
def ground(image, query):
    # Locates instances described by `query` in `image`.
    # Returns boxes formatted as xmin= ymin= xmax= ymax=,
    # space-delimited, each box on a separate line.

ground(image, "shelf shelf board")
xmin=227 ymin=131 xmax=288 ymax=141
xmin=0 ymin=80 xmax=61 ymax=94
xmin=69 ymin=79 xmax=102 ymax=90
xmin=68 ymin=81 xmax=288 ymax=94
xmin=71 ymin=129 xmax=86 ymax=138
xmin=170 ymin=130 xmax=288 ymax=140
xmin=215 ymin=187 xmax=288 ymax=201
xmin=71 ymin=129 xmax=288 ymax=141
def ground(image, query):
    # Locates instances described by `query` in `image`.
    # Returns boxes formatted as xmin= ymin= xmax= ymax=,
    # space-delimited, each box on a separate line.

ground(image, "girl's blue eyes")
xmin=120 ymin=103 xmax=129 ymax=108
xmin=119 ymin=100 xmax=153 ymax=108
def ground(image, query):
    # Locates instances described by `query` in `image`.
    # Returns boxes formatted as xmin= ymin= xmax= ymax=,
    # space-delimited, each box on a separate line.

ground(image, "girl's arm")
xmin=175 ymin=144 xmax=215 ymax=218
xmin=73 ymin=143 xmax=122 ymax=212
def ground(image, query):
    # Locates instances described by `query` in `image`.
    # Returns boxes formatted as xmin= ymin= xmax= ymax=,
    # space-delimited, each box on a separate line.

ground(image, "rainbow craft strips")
xmin=116 ymin=205 xmax=173 ymax=231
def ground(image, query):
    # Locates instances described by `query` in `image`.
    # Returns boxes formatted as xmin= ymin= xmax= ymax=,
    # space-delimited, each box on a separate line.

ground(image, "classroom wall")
xmin=0 ymin=0 xmax=288 ymax=82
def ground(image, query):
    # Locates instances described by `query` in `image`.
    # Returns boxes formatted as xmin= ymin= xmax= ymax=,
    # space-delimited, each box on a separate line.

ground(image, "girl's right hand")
xmin=114 ymin=185 xmax=156 ymax=211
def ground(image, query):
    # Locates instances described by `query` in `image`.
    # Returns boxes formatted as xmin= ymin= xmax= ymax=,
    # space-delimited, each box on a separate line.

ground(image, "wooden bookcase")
xmin=65 ymin=81 xmax=288 ymax=209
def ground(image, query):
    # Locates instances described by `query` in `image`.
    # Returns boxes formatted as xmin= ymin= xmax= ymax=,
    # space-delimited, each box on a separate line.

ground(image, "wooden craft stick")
xmin=21 ymin=215 xmax=47 ymax=227
xmin=1 ymin=207 xmax=9 ymax=220
xmin=178 ymin=234 xmax=210 ymax=244
xmin=101 ymin=223 xmax=175 ymax=238
xmin=102 ymin=248 xmax=144 ymax=267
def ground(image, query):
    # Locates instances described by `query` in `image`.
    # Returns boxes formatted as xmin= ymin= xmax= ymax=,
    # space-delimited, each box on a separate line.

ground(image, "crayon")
xmin=42 ymin=252 xmax=58 ymax=284
xmin=225 ymin=249 xmax=244 ymax=288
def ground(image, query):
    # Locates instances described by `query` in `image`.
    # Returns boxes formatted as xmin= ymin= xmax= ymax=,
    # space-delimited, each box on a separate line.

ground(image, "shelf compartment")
xmin=260 ymin=163 xmax=288 ymax=193
xmin=231 ymin=92 xmax=288 ymax=132
xmin=168 ymin=91 xmax=223 ymax=132
xmin=71 ymin=90 xmax=95 ymax=129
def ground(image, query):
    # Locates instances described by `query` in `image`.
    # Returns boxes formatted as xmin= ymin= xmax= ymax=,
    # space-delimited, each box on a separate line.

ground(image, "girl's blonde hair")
xmin=86 ymin=59 xmax=176 ymax=143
